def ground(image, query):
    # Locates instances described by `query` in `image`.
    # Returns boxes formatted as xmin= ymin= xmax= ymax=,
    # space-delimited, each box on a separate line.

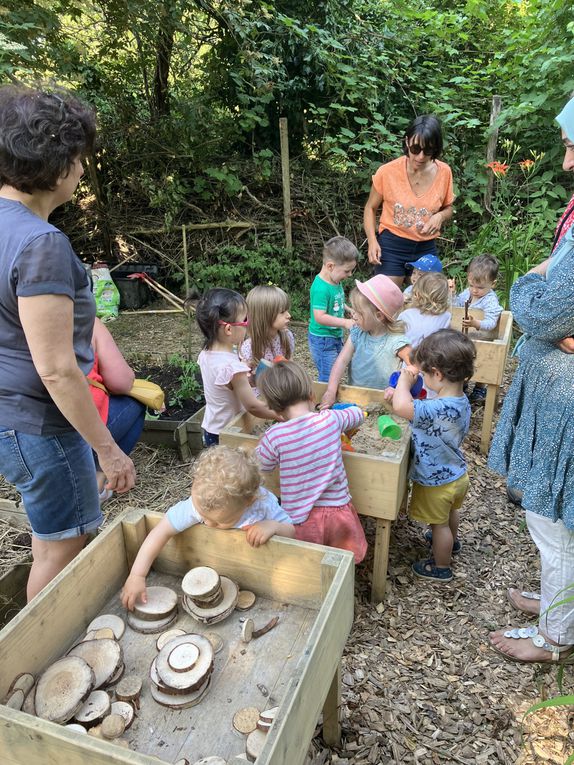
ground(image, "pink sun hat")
xmin=355 ymin=274 xmax=404 ymax=321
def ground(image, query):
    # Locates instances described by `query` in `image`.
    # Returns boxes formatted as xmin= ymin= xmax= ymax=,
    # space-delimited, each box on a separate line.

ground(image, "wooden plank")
xmin=279 ymin=117 xmax=293 ymax=249
xmin=0 ymin=518 xmax=128 ymax=699
xmin=147 ymin=518 xmax=330 ymax=608
xmin=480 ymin=384 xmax=498 ymax=454
xmin=121 ymin=509 xmax=149 ymax=570
xmin=258 ymin=551 xmax=355 ymax=765
xmin=372 ymin=519 xmax=391 ymax=603
xmin=321 ymin=557 xmax=343 ymax=747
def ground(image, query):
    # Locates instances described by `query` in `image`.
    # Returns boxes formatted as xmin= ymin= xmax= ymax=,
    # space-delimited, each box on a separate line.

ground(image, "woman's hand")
xmin=97 ymin=443 xmax=136 ymax=493
xmin=367 ymin=239 xmax=382 ymax=265
xmin=556 ymin=337 xmax=574 ymax=354
xmin=420 ymin=212 xmax=443 ymax=237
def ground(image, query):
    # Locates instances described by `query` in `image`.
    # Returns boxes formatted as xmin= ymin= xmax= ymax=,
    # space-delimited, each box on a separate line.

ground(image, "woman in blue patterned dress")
xmin=488 ymin=97 xmax=574 ymax=663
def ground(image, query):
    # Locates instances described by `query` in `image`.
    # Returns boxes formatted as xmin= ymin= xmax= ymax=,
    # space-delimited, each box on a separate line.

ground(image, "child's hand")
xmin=462 ymin=315 xmax=480 ymax=330
xmin=447 ymin=278 xmax=456 ymax=294
xmin=245 ymin=520 xmax=278 ymax=547
xmin=343 ymin=318 xmax=355 ymax=330
xmin=320 ymin=389 xmax=337 ymax=410
xmin=383 ymin=386 xmax=395 ymax=402
xmin=121 ymin=575 xmax=147 ymax=611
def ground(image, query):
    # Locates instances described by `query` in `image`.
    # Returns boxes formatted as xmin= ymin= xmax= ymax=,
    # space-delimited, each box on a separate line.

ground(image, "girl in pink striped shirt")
xmin=256 ymin=360 xmax=367 ymax=563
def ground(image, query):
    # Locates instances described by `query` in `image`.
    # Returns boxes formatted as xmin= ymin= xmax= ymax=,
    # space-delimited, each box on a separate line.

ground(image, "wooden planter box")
xmin=450 ymin=308 xmax=513 ymax=454
xmin=141 ymin=406 xmax=204 ymax=460
xmin=0 ymin=507 xmax=354 ymax=765
xmin=221 ymin=382 xmax=410 ymax=602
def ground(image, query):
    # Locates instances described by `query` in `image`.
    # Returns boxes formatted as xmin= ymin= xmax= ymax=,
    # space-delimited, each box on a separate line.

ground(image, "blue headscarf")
xmin=556 ymin=98 xmax=574 ymax=142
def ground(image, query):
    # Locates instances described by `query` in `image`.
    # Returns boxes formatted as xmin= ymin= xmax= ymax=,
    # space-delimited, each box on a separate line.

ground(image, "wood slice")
xmin=101 ymin=712 xmax=126 ymax=740
xmin=156 ymin=628 xmax=187 ymax=651
xmin=232 ymin=706 xmax=260 ymax=735
xmin=191 ymin=587 xmax=224 ymax=608
xmin=174 ymin=760 xmax=190 ymax=765
xmin=156 ymin=634 xmax=213 ymax=692
xmin=182 ymin=566 xmax=221 ymax=600
xmin=115 ymin=675 xmax=142 ymax=704
xmin=65 ymin=723 xmax=88 ymax=734
xmin=241 ymin=619 xmax=254 ymax=643
xmin=204 ymin=632 xmax=224 ymax=654
xmin=105 ymin=660 xmax=125 ymax=687
xmin=256 ymin=719 xmax=272 ymax=733
xmin=127 ymin=610 xmax=177 ymax=634
xmin=68 ymin=639 xmax=123 ymax=689
xmin=149 ymin=674 xmax=210 ymax=709
xmin=84 ymin=627 xmax=116 ymax=641
xmin=236 ymin=591 xmax=256 ymax=611
xmin=182 ymin=577 xmax=238 ymax=623
xmin=110 ymin=701 xmax=135 ymax=729
xmin=87 ymin=724 xmax=103 ymax=739
xmin=245 ymin=729 xmax=268 ymax=761
xmin=8 ymin=672 xmax=35 ymax=697
xmin=35 ymin=656 xmax=95 ymax=724
xmin=191 ymin=758 xmax=227 ymax=765
xmin=74 ymin=690 xmax=111 ymax=726
xmin=133 ymin=585 xmax=178 ymax=621
xmin=86 ymin=614 xmax=125 ymax=640
xmin=168 ymin=642 xmax=200 ymax=672
xmin=259 ymin=706 xmax=278 ymax=724
xmin=149 ymin=658 xmax=171 ymax=693
xmin=22 ymin=684 xmax=36 ymax=716
xmin=182 ymin=596 xmax=237 ymax=626
xmin=5 ymin=689 xmax=24 ymax=710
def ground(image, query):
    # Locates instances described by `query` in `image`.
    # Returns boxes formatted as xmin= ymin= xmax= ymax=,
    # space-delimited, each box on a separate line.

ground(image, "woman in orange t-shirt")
xmin=363 ymin=115 xmax=454 ymax=287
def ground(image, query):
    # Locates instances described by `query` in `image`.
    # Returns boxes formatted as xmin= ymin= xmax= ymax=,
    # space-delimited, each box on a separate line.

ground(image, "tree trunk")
xmin=152 ymin=4 xmax=176 ymax=118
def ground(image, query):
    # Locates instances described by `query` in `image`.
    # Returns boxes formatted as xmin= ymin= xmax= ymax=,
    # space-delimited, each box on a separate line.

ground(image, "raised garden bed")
xmin=134 ymin=355 xmax=205 ymax=461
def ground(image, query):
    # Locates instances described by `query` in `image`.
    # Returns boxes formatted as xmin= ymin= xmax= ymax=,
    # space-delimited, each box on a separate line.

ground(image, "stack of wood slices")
xmin=232 ymin=705 xmax=279 ymax=761
xmin=126 ymin=585 xmax=178 ymax=633
xmin=181 ymin=566 xmax=238 ymax=625
xmin=149 ymin=632 xmax=214 ymax=709
xmin=4 ymin=614 xmax=135 ymax=744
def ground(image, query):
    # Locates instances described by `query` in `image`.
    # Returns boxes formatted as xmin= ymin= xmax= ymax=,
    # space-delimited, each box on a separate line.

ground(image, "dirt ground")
xmin=1 ymin=310 xmax=573 ymax=764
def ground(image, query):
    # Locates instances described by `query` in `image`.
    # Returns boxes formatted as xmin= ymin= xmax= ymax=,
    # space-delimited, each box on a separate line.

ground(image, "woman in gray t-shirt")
xmin=0 ymin=86 xmax=136 ymax=599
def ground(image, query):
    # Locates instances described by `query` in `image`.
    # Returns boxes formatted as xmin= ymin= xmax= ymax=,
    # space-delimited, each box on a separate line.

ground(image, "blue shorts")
xmin=308 ymin=332 xmax=343 ymax=383
xmin=0 ymin=429 xmax=102 ymax=541
xmin=375 ymin=230 xmax=437 ymax=278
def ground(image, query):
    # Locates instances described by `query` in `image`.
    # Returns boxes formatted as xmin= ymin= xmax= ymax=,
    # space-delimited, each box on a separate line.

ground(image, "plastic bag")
xmin=91 ymin=262 xmax=120 ymax=322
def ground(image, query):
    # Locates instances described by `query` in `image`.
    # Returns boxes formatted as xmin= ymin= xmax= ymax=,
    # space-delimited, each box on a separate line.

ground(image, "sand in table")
xmin=249 ymin=406 xmax=409 ymax=458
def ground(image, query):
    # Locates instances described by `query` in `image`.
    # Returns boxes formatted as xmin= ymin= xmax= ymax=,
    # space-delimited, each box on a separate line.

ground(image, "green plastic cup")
xmin=377 ymin=414 xmax=402 ymax=440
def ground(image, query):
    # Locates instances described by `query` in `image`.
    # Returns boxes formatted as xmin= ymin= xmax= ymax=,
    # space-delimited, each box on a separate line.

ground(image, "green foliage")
xmin=166 ymin=352 xmax=203 ymax=407
xmin=175 ymin=242 xmax=317 ymax=321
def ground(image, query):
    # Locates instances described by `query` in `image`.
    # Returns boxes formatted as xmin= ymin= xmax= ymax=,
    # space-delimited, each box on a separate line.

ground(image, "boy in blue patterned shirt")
xmin=390 ymin=329 xmax=476 ymax=582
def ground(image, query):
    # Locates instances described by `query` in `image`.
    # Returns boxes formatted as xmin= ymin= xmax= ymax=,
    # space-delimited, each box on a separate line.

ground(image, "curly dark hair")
xmin=413 ymin=329 xmax=476 ymax=383
xmin=0 ymin=86 xmax=96 ymax=193
xmin=195 ymin=288 xmax=247 ymax=349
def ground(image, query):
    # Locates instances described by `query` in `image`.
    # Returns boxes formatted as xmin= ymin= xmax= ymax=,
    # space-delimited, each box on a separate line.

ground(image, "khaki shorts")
xmin=409 ymin=473 xmax=469 ymax=525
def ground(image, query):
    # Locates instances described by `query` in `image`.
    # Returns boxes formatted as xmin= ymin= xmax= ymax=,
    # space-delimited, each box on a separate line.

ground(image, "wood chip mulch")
xmin=1 ymin=314 xmax=573 ymax=764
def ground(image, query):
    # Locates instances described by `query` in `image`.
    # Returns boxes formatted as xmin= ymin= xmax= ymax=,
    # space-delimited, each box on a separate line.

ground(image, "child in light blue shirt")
xmin=321 ymin=274 xmax=413 ymax=408
xmin=389 ymin=329 xmax=475 ymax=583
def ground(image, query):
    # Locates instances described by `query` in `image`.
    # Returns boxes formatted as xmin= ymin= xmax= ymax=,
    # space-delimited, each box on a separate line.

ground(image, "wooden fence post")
xmin=279 ymin=117 xmax=293 ymax=249
xmin=484 ymin=95 xmax=502 ymax=213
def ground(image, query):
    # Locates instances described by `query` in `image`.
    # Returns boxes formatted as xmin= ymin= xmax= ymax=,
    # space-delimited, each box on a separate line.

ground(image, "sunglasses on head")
xmin=407 ymin=142 xmax=433 ymax=157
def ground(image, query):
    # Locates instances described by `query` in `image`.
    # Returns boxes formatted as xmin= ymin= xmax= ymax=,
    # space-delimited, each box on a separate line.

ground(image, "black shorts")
xmin=374 ymin=230 xmax=437 ymax=278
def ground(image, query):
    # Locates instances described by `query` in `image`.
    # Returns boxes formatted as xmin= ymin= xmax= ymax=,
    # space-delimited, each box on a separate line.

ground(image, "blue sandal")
xmin=412 ymin=558 xmax=453 ymax=582
xmin=424 ymin=529 xmax=461 ymax=555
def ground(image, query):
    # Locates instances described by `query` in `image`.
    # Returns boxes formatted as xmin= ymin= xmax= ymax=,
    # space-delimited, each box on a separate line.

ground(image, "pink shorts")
xmin=294 ymin=502 xmax=367 ymax=563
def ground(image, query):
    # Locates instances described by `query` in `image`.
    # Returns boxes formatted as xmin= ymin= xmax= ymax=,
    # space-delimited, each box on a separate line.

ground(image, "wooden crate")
xmin=221 ymin=382 xmax=410 ymax=602
xmin=141 ymin=406 xmax=204 ymax=460
xmin=449 ymin=308 xmax=513 ymax=453
xmin=0 ymin=507 xmax=354 ymax=765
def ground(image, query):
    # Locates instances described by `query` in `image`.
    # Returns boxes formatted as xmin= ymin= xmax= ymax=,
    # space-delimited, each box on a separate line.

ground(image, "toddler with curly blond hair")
xmin=121 ymin=445 xmax=294 ymax=610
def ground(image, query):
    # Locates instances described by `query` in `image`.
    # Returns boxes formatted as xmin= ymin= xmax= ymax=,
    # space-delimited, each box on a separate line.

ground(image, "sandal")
xmin=490 ymin=625 xmax=574 ymax=664
xmin=412 ymin=558 xmax=453 ymax=582
xmin=506 ymin=587 xmax=540 ymax=615
xmin=424 ymin=529 xmax=461 ymax=555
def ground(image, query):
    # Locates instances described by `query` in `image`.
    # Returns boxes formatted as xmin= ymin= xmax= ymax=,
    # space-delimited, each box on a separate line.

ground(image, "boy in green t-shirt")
xmin=308 ymin=236 xmax=358 ymax=381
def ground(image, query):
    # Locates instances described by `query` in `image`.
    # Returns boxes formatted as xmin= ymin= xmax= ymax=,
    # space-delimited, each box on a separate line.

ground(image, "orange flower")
xmin=519 ymin=159 xmax=534 ymax=168
xmin=486 ymin=161 xmax=509 ymax=176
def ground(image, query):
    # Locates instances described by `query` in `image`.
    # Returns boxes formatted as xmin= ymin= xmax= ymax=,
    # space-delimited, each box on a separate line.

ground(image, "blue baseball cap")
xmin=406 ymin=254 xmax=443 ymax=272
